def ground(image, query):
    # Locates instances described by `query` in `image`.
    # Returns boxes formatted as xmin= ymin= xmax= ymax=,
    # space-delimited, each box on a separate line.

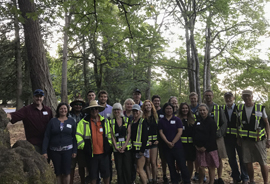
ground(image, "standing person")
xmin=6 ymin=89 xmax=53 ymax=153
xmin=223 ymin=92 xmax=249 ymax=184
xmin=110 ymin=103 xmax=132 ymax=184
xmin=204 ymin=89 xmax=227 ymax=184
xmin=131 ymin=104 xmax=148 ymax=184
xmin=123 ymin=98 xmax=135 ymax=119
xmin=133 ymin=88 xmax=143 ymax=107
xmin=42 ymin=103 xmax=77 ymax=184
xmin=76 ymin=100 xmax=112 ymax=184
xmin=193 ymin=104 xmax=219 ymax=184
xmin=85 ymin=90 xmax=96 ymax=107
xmin=189 ymin=92 xmax=200 ymax=115
xmin=152 ymin=95 xmax=168 ymax=183
xmin=159 ymin=103 xmax=191 ymax=184
xmin=238 ymin=90 xmax=270 ymax=184
xmin=168 ymin=96 xmax=179 ymax=114
xmin=98 ymin=90 xmax=113 ymax=119
xmin=142 ymin=100 xmax=159 ymax=184
xmin=177 ymin=102 xmax=196 ymax=179
xmin=69 ymin=97 xmax=87 ymax=184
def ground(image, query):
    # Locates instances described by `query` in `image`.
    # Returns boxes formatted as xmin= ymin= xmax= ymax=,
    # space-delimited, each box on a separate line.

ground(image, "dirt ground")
xmin=7 ymin=122 xmax=270 ymax=184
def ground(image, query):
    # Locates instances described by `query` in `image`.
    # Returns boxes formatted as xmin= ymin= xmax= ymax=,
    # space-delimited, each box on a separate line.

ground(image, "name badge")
xmin=107 ymin=113 xmax=111 ymax=117
xmin=100 ymin=128 xmax=103 ymax=132
xmin=67 ymin=124 xmax=72 ymax=128
xmin=147 ymin=127 xmax=149 ymax=130
xmin=160 ymin=114 xmax=164 ymax=118
xmin=255 ymin=111 xmax=262 ymax=117
xmin=43 ymin=111 xmax=48 ymax=115
xmin=197 ymin=122 xmax=200 ymax=125
xmin=170 ymin=120 xmax=175 ymax=124
xmin=242 ymin=121 xmax=247 ymax=124
xmin=183 ymin=126 xmax=185 ymax=130
xmin=118 ymin=138 xmax=125 ymax=142
xmin=115 ymin=133 xmax=119 ymax=137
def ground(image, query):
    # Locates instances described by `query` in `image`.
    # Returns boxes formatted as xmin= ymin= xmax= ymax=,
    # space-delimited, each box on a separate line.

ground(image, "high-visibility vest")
xmin=181 ymin=118 xmax=194 ymax=144
xmin=148 ymin=119 xmax=158 ymax=142
xmin=133 ymin=118 xmax=149 ymax=150
xmin=238 ymin=104 xmax=265 ymax=141
xmin=111 ymin=117 xmax=132 ymax=152
xmin=210 ymin=104 xmax=220 ymax=130
xmin=76 ymin=114 xmax=111 ymax=157
xmin=222 ymin=105 xmax=238 ymax=136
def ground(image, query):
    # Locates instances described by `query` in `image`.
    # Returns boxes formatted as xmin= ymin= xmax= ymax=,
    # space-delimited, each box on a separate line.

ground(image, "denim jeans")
xmin=165 ymin=147 xmax=191 ymax=184
xmin=224 ymin=135 xmax=249 ymax=181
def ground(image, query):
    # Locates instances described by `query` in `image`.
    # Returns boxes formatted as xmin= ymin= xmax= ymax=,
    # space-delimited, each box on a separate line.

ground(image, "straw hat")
xmin=70 ymin=97 xmax=85 ymax=107
xmin=83 ymin=100 xmax=105 ymax=113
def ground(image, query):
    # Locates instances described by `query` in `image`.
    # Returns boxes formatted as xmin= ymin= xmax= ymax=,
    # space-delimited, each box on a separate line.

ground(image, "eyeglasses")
xmin=74 ymin=103 xmax=83 ymax=106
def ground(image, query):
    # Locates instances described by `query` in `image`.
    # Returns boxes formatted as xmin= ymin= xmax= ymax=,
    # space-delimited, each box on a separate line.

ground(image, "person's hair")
xmin=198 ymin=103 xmax=209 ymax=111
xmin=110 ymin=103 xmax=124 ymax=119
xmin=98 ymin=90 xmax=108 ymax=98
xmin=56 ymin=102 xmax=70 ymax=118
xmin=151 ymin=95 xmax=161 ymax=102
xmin=204 ymin=89 xmax=213 ymax=95
xmin=168 ymin=96 xmax=177 ymax=103
xmin=189 ymin=92 xmax=198 ymax=98
xmin=177 ymin=102 xmax=195 ymax=126
xmin=162 ymin=102 xmax=174 ymax=115
xmin=141 ymin=100 xmax=158 ymax=120
xmin=87 ymin=90 xmax=95 ymax=95
xmin=123 ymin=98 xmax=135 ymax=110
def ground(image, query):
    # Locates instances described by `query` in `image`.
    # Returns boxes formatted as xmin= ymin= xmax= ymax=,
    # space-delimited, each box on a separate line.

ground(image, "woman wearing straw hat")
xmin=76 ymin=100 xmax=112 ymax=184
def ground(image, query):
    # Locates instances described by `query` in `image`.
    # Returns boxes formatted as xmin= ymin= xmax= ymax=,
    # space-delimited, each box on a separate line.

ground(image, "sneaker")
xmin=203 ymin=175 xmax=207 ymax=183
xmin=218 ymin=178 xmax=224 ymax=184
xmin=192 ymin=172 xmax=199 ymax=181
xmin=214 ymin=179 xmax=219 ymax=184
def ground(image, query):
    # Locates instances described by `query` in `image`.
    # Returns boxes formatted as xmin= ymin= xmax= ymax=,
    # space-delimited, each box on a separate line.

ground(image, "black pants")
xmin=165 ymin=148 xmax=191 ymax=184
xmin=114 ymin=150 xmax=132 ymax=184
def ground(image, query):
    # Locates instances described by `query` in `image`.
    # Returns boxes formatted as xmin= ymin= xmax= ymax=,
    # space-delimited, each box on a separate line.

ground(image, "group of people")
xmin=6 ymin=88 xmax=270 ymax=184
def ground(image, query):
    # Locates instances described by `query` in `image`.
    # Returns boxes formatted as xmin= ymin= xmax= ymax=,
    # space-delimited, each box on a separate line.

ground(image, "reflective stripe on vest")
xmin=148 ymin=119 xmax=158 ymax=141
xmin=134 ymin=118 xmax=149 ymax=150
xmin=111 ymin=117 xmax=132 ymax=151
xmin=226 ymin=128 xmax=237 ymax=135
xmin=239 ymin=104 xmax=265 ymax=141
xmin=213 ymin=104 xmax=220 ymax=130
xmin=181 ymin=137 xmax=193 ymax=143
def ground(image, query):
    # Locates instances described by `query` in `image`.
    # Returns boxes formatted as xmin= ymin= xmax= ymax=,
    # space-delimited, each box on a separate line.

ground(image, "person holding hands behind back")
xmin=42 ymin=103 xmax=77 ymax=184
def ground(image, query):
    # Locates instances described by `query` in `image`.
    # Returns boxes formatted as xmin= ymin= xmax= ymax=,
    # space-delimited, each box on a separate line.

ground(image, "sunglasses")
xmin=90 ymin=107 xmax=99 ymax=111
xmin=74 ymin=103 xmax=83 ymax=106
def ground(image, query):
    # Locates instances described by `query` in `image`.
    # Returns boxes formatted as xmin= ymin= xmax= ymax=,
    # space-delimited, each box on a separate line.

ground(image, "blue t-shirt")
xmin=158 ymin=115 xmax=183 ymax=149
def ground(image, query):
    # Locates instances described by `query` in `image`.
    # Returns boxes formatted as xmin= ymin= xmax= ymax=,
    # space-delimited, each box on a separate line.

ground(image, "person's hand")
xmin=72 ymin=153 xmax=77 ymax=158
xmin=200 ymin=147 xmax=206 ymax=152
xmin=6 ymin=113 xmax=11 ymax=121
xmin=43 ymin=153 xmax=48 ymax=159
xmin=154 ymin=141 xmax=159 ymax=145
xmin=266 ymin=140 xmax=270 ymax=148
xmin=148 ymin=142 xmax=152 ymax=146
xmin=119 ymin=147 xmax=125 ymax=153
xmin=115 ymin=148 xmax=121 ymax=152
xmin=167 ymin=142 xmax=174 ymax=149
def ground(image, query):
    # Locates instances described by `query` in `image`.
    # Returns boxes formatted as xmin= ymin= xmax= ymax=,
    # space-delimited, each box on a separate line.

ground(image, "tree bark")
xmin=61 ymin=9 xmax=71 ymax=103
xmin=13 ymin=0 xmax=23 ymax=110
xmin=18 ymin=0 xmax=57 ymax=111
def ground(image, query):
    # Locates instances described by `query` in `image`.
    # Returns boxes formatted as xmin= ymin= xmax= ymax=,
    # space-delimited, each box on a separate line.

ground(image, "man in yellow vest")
xmin=238 ymin=90 xmax=270 ymax=184
xmin=76 ymin=100 xmax=112 ymax=184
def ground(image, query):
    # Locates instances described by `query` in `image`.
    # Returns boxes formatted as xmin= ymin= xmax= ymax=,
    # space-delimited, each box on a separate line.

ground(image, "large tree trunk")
xmin=13 ymin=0 xmax=23 ymax=110
xmin=18 ymin=0 xmax=57 ymax=111
xmin=61 ymin=10 xmax=71 ymax=103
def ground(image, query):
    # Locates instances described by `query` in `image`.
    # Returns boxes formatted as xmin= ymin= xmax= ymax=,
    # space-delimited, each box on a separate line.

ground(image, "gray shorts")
xmin=135 ymin=149 xmax=149 ymax=159
xmin=242 ymin=138 xmax=267 ymax=165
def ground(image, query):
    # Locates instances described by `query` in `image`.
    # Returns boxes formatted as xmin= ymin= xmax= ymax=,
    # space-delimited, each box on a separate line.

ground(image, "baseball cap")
xmin=242 ymin=90 xmax=252 ymax=96
xmin=33 ymin=89 xmax=44 ymax=96
xmin=224 ymin=92 xmax=233 ymax=97
xmin=132 ymin=104 xmax=141 ymax=111
xmin=133 ymin=88 xmax=141 ymax=94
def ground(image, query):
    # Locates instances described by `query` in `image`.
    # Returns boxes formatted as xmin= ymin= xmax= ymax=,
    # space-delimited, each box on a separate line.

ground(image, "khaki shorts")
xmin=241 ymin=138 xmax=267 ymax=165
xmin=216 ymin=137 xmax=227 ymax=159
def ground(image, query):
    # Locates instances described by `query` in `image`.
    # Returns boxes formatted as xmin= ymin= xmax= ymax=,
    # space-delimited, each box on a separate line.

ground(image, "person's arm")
xmin=121 ymin=124 xmax=131 ymax=152
xmin=140 ymin=120 xmax=148 ymax=153
xmin=110 ymin=126 xmax=119 ymax=152
xmin=262 ymin=109 xmax=270 ymax=148
xmin=172 ymin=128 xmax=183 ymax=145
xmin=71 ymin=118 xmax=77 ymax=157
xmin=42 ymin=119 xmax=53 ymax=158
xmin=217 ymin=107 xmax=227 ymax=137
xmin=7 ymin=107 xmax=27 ymax=123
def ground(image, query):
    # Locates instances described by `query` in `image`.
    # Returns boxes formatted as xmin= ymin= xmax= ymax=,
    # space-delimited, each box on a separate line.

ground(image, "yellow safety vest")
xmin=133 ymin=118 xmax=149 ymax=150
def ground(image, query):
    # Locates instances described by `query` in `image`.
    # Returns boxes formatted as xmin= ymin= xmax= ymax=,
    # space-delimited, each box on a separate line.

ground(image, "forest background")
xmin=1 ymin=0 xmax=270 ymax=115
